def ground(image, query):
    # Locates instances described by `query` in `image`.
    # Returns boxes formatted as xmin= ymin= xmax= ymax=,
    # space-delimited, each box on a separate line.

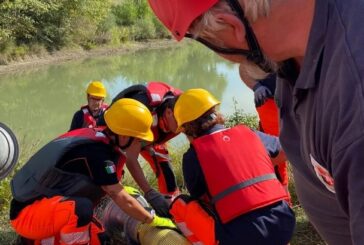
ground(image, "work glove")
xmin=144 ymin=189 xmax=171 ymax=218
xmin=124 ymin=186 xmax=141 ymax=196
xmin=253 ymin=82 xmax=272 ymax=107
xmin=150 ymin=213 xmax=178 ymax=231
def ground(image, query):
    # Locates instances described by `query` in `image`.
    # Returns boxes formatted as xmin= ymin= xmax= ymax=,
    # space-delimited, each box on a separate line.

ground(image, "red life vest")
xmin=192 ymin=125 xmax=288 ymax=223
xmin=112 ymin=81 xmax=182 ymax=143
xmin=146 ymin=81 xmax=182 ymax=143
xmin=11 ymin=128 xmax=125 ymax=203
xmin=81 ymin=103 xmax=108 ymax=128
xmin=146 ymin=81 xmax=182 ymax=107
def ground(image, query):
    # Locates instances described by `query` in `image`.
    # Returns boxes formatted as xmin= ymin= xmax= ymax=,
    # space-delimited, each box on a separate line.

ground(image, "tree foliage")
xmin=0 ymin=0 xmax=169 ymax=61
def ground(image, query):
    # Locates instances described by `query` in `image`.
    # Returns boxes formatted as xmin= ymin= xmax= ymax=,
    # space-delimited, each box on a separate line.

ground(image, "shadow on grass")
xmin=291 ymin=205 xmax=326 ymax=245
xmin=0 ymin=230 xmax=17 ymax=245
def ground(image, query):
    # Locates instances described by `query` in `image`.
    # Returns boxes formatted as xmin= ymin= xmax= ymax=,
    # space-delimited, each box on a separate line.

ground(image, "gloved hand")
xmin=253 ymin=82 xmax=272 ymax=107
xmin=150 ymin=214 xmax=178 ymax=231
xmin=123 ymin=186 xmax=141 ymax=196
xmin=144 ymin=189 xmax=171 ymax=218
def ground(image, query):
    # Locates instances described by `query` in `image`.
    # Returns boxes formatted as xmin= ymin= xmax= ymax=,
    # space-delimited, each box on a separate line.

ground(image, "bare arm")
xmin=126 ymin=155 xmax=152 ymax=193
xmin=102 ymin=183 xmax=153 ymax=224
xmin=124 ymin=140 xmax=153 ymax=193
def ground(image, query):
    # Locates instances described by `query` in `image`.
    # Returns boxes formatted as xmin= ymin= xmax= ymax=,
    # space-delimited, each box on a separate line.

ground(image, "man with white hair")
xmin=147 ymin=0 xmax=364 ymax=244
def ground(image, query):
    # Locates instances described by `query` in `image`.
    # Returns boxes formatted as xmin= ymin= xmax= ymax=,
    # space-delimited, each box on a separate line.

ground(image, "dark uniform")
xmin=69 ymin=104 xmax=107 ymax=131
xmin=276 ymin=0 xmax=364 ymax=244
xmin=10 ymin=129 xmax=122 ymax=244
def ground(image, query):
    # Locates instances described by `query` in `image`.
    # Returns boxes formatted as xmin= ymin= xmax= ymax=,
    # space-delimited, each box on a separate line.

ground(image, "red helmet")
xmin=148 ymin=0 xmax=218 ymax=41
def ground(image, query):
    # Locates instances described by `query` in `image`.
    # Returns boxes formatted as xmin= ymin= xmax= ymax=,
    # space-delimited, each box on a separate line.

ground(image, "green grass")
xmin=0 ymin=175 xmax=18 ymax=244
xmin=287 ymin=166 xmax=325 ymax=245
xmin=291 ymin=205 xmax=325 ymax=245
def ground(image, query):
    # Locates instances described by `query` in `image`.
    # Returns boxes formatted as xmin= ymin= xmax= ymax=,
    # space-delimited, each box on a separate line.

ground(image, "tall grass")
xmin=0 ymin=136 xmax=41 ymax=244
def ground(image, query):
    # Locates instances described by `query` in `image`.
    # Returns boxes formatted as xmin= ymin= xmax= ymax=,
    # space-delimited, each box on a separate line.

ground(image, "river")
xmin=0 ymin=42 xmax=256 ymax=158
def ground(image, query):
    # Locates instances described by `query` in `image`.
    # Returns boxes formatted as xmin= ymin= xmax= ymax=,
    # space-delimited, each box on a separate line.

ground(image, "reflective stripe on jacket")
xmin=146 ymin=81 xmax=182 ymax=143
xmin=192 ymin=125 xmax=288 ymax=223
xmin=112 ymin=81 xmax=182 ymax=143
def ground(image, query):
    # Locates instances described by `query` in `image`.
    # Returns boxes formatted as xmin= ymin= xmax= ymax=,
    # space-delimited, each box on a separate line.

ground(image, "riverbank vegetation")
xmin=0 ymin=105 xmax=324 ymax=244
xmin=0 ymin=0 xmax=170 ymax=65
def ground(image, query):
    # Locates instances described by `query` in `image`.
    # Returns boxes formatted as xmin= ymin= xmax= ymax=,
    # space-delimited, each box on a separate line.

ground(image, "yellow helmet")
xmin=174 ymin=88 xmax=220 ymax=131
xmin=104 ymin=98 xmax=154 ymax=142
xmin=86 ymin=80 xmax=107 ymax=98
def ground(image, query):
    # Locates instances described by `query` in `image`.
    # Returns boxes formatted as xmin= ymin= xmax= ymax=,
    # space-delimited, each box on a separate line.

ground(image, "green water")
xmin=0 ymin=43 xmax=255 ymax=158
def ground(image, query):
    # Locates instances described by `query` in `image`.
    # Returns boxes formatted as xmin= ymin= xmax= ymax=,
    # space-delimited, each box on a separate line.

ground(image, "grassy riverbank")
xmin=0 ymin=0 xmax=170 ymax=66
xmin=0 ymin=39 xmax=183 ymax=75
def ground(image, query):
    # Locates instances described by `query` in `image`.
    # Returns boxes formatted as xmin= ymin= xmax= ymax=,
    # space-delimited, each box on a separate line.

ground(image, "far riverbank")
xmin=0 ymin=39 xmax=184 ymax=75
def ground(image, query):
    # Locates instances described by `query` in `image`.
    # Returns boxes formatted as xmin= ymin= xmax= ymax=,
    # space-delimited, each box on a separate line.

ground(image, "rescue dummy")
xmin=98 ymin=186 xmax=191 ymax=245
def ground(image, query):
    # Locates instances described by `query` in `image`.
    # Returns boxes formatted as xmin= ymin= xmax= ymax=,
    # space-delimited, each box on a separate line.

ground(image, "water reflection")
xmin=0 ymin=42 xmax=255 ymax=154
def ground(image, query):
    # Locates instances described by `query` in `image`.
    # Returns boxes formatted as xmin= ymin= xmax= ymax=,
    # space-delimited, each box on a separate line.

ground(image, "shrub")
xmin=152 ymin=17 xmax=171 ymax=39
xmin=29 ymin=43 xmax=47 ymax=57
xmin=131 ymin=18 xmax=156 ymax=41
xmin=224 ymin=98 xmax=259 ymax=129
xmin=112 ymin=1 xmax=138 ymax=26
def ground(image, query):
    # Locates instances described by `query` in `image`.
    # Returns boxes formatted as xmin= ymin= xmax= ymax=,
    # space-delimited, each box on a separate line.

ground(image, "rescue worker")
xmin=10 ymin=99 xmax=176 ymax=245
xmin=241 ymin=71 xmax=290 ymax=195
xmin=69 ymin=80 xmax=108 ymax=131
xmin=147 ymin=1 xmax=364 ymax=244
xmin=98 ymin=81 xmax=182 ymax=218
xmin=169 ymin=88 xmax=295 ymax=245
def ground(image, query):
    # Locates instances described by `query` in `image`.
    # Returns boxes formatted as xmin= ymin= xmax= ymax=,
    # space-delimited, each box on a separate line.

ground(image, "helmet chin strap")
xmin=186 ymin=0 xmax=272 ymax=73
xmin=158 ymin=114 xmax=169 ymax=133
xmin=118 ymin=137 xmax=135 ymax=150
xmin=104 ymin=129 xmax=135 ymax=150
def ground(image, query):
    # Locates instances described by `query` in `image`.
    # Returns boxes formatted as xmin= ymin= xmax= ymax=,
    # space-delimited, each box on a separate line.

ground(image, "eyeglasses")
xmin=185 ymin=0 xmax=273 ymax=73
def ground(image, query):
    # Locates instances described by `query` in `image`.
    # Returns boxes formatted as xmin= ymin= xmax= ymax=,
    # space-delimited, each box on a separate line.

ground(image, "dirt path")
xmin=0 ymin=39 xmax=180 ymax=75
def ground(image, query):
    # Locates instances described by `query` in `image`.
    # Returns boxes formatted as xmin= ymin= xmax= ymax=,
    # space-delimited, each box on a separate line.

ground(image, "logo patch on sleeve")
xmin=105 ymin=160 xmax=116 ymax=174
